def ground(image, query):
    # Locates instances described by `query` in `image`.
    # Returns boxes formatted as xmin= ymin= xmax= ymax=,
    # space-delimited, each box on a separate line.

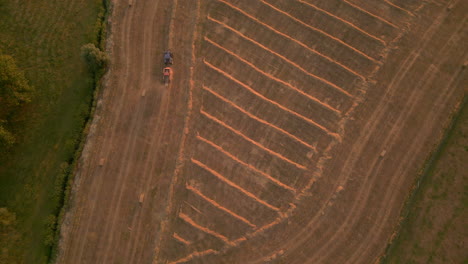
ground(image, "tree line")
xmin=0 ymin=53 xmax=34 ymax=150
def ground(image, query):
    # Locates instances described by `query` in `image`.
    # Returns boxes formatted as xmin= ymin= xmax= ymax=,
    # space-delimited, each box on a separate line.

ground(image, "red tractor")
xmin=163 ymin=67 xmax=172 ymax=86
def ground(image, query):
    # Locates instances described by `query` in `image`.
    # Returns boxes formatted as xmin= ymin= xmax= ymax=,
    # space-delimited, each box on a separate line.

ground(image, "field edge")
xmin=52 ymin=0 xmax=111 ymax=262
xmin=378 ymin=94 xmax=467 ymax=263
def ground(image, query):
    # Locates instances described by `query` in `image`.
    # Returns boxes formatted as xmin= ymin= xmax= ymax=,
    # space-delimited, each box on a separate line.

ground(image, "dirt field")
xmin=57 ymin=0 xmax=467 ymax=263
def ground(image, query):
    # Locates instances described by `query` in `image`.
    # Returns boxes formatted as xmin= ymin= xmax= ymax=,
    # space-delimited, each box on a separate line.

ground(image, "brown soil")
xmin=57 ymin=0 xmax=467 ymax=263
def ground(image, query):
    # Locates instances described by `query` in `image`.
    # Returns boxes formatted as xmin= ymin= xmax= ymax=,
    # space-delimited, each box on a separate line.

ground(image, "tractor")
xmin=162 ymin=50 xmax=173 ymax=86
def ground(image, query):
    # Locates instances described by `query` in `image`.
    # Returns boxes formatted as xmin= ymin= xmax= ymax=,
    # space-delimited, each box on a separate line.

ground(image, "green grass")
xmin=381 ymin=97 xmax=468 ymax=264
xmin=0 ymin=0 xmax=105 ymax=263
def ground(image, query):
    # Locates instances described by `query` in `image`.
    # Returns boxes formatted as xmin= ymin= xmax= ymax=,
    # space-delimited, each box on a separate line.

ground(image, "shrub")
xmin=43 ymin=215 xmax=57 ymax=247
xmin=0 ymin=124 xmax=15 ymax=148
xmin=80 ymin=43 xmax=108 ymax=72
xmin=0 ymin=208 xmax=16 ymax=227
xmin=0 ymin=54 xmax=32 ymax=108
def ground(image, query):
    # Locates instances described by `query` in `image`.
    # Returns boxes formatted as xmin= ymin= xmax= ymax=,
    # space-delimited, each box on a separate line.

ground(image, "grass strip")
xmin=50 ymin=0 xmax=111 ymax=262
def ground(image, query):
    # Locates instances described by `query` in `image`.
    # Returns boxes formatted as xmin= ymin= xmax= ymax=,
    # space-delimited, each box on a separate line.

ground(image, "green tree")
xmin=0 ymin=207 xmax=15 ymax=227
xmin=0 ymin=207 xmax=18 ymax=264
xmin=0 ymin=124 xmax=15 ymax=147
xmin=0 ymin=54 xmax=33 ymax=149
xmin=80 ymin=43 xmax=108 ymax=72
xmin=0 ymin=55 xmax=32 ymax=110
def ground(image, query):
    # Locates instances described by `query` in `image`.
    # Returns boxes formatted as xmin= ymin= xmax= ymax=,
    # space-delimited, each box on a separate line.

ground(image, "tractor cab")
xmin=164 ymin=51 xmax=173 ymax=65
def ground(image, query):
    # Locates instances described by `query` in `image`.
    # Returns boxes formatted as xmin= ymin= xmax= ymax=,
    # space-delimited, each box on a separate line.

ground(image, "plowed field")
xmin=57 ymin=0 xmax=467 ymax=263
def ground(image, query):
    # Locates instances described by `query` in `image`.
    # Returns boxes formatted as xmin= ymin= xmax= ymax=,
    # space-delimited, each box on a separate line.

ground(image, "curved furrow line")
xmin=297 ymin=0 xmax=387 ymax=44
xmin=203 ymin=59 xmax=341 ymax=140
xmin=257 ymin=0 xmax=381 ymax=62
xmin=343 ymin=0 xmax=400 ymax=29
xmin=207 ymin=15 xmax=354 ymax=99
xmin=173 ymin=232 xmax=192 ymax=245
xmin=383 ymin=0 xmax=415 ymax=16
xmin=203 ymin=37 xmax=341 ymax=115
xmin=201 ymin=85 xmax=317 ymax=153
xmin=186 ymin=184 xmax=258 ymax=228
xmin=217 ymin=0 xmax=378 ymax=77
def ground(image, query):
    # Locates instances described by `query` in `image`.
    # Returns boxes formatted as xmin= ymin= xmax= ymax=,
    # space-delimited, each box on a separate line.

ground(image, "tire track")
xmin=77 ymin=4 xmax=145 ymax=262
xmin=310 ymin=6 xmax=466 ymax=263
xmin=124 ymin=5 xmax=176 ymax=261
xmin=99 ymin=0 xmax=164 ymax=263
xmin=314 ymin=35 xmax=465 ymax=264
xmin=345 ymin=23 xmax=467 ymax=264
xmin=58 ymin=0 xmax=465 ymax=263
xmin=153 ymin=1 xmax=200 ymax=262
xmin=275 ymin=2 xmax=461 ymax=263
xmin=348 ymin=67 xmax=466 ymax=264
xmin=59 ymin=1 xmax=140 ymax=262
